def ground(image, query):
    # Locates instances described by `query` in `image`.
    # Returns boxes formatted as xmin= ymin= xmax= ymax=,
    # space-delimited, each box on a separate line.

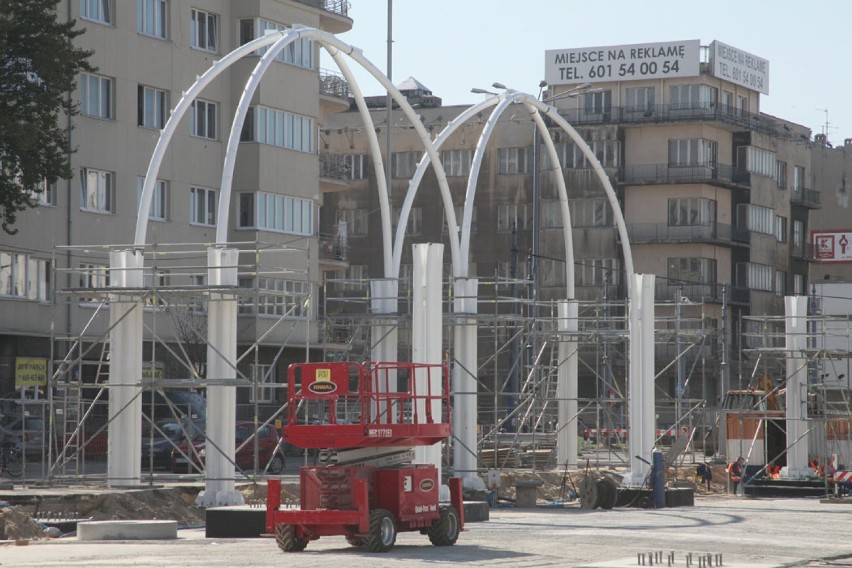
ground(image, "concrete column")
xmin=556 ymin=300 xmax=579 ymax=470
xmin=411 ymin=244 xmax=444 ymax=480
xmin=452 ymin=277 xmax=479 ymax=484
xmin=107 ymin=250 xmax=144 ymax=487
xmin=196 ymin=248 xmax=243 ymax=508
xmin=624 ymin=274 xmax=656 ymax=487
xmin=371 ymin=278 xmax=399 ymax=422
xmin=784 ymin=295 xmax=810 ymax=478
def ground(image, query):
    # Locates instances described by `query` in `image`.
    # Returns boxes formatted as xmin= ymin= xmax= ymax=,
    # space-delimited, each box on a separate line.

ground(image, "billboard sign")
xmin=709 ymin=40 xmax=769 ymax=94
xmin=813 ymin=231 xmax=852 ymax=263
xmin=15 ymin=357 xmax=47 ymax=388
xmin=545 ymin=40 xmax=700 ymax=86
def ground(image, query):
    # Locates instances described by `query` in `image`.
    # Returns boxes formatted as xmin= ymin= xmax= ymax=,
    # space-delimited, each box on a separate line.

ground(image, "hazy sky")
xmin=325 ymin=0 xmax=851 ymax=145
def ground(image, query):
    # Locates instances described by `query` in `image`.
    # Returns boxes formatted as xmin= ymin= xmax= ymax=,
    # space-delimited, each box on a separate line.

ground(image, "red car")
xmin=171 ymin=421 xmax=285 ymax=474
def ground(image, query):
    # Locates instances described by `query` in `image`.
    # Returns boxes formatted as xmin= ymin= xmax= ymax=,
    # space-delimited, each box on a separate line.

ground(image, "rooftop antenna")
xmin=816 ymin=108 xmax=834 ymax=138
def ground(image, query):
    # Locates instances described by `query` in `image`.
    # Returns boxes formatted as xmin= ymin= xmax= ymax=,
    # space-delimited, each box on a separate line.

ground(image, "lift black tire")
xmin=275 ymin=523 xmax=308 ymax=552
xmin=345 ymin=534 xmax=363 ymax=547
xmin=427 ymin=505 xmax=460 ymax=546
xmin=597 ymin=478 xmax=618 ymax=510
xmin=579 ymin=476 xmax=599 ymax=509
xmin=362 ymin=509 xmax=396 ymax=552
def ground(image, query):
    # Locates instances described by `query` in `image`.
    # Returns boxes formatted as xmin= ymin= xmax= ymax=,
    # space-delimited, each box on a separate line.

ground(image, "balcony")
xmin=791 ymin=242 xmax=813 ymax=260
xmin=620 ymin=163 xmax=749 ymax=189
xmin=294 ymin=1 xmax=352 ymax=33
xmin=318 ymin=233 xmax=347 ymax=266
xmin=319 ymin=153 xmax=353 ymax=192
xmin=654 ymin=281 xmax=748 ymax=305
xmin=319 ymin=68 xmax=351 ymax=114
xmin=791 ymin=187 xmax=821 ymax=209
xmin=557 ymin=102 xmax=790 ymax=138
xmin=627 ymin=222 xmax=750 ymax=247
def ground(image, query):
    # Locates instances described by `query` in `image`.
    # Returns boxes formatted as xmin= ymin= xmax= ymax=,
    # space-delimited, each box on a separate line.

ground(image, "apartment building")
xmin=0 ymin=1 xmax=353 ymax=418
xmin=321 ymin=40 xmax=821 ymax=408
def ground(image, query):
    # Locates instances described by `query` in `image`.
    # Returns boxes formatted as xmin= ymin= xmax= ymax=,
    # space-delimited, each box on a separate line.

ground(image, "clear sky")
xmin=324 ymin=0 xmax=851 ymax=145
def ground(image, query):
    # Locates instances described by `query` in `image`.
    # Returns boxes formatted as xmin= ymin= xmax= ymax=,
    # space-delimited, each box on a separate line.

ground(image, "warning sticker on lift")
xmin=419 ymin=478 xmax=435 ymax=492
xmin=308 ymin=368 xmax=337 ymax=394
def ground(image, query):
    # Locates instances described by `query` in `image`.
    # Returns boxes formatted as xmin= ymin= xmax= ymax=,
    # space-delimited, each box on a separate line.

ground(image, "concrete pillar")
xmin=411 ymin=244 xmax=444 ymax=480
xmin=452 ymin=277 xmax=479 ymax=483
xmin=196 ymin=248 xmax=243 ymax=507
xmin=107 ymin=250 xmax=144 ymax=487
xmin=371 ymin=279 xmax=399 ymax=421
xmin=624 ymin=274 xmax=656 ymax=487
xmin=556 ymin=300 xmax=579 ymax=470
xmin=784 ymin=295 xmax=810 ymax=478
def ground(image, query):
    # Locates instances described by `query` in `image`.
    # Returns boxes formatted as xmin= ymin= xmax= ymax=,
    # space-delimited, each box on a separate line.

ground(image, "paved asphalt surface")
xmin=1 ymin=495 xmax=851 ymax=567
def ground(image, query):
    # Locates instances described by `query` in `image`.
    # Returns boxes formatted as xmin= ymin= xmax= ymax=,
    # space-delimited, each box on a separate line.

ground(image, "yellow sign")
xmin=315 ymin=369 xmax=331 ymax=382
xmin=15 ymin=357 xmax=47 ymax=388
xmin=142 ymin=367 xmax=164 ymax=381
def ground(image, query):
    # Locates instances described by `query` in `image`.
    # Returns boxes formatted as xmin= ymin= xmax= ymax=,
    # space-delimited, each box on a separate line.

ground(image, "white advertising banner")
xmin=545 ymin=40 xmax=700 ymax=86
xmin=709 ymin=40 xmax=769 ymax=94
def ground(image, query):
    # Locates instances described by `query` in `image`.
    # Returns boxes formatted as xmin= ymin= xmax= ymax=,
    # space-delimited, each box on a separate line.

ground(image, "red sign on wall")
xmin=813 ymin=231 xmax=852 ymax=263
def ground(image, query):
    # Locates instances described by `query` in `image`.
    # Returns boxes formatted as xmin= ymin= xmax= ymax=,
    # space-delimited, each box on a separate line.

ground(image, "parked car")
xmin=142 ymin=418 xmax=206 ymax=470
xmin=171 ymin=421 xmax=285 ymax=474
xmin=0 ymin=413 xmax=46 ymax=456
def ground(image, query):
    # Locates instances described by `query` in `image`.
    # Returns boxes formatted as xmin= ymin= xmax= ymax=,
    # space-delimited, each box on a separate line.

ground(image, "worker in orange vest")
xmin=728 ymin=457 xmax=744 ymax=495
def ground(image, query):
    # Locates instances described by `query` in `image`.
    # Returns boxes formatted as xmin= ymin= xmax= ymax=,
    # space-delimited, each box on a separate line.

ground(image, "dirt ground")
xmin=0 ymin=465 xmax=729 ymax=541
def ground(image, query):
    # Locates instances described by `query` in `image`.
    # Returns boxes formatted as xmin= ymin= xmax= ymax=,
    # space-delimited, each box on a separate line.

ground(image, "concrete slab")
xmin=77 ymin=520 xmax=177 ymax=541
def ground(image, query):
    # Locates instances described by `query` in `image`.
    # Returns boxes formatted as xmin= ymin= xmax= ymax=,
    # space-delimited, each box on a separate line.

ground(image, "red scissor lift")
xmin=266 ymin=361 xmax=464 ymax=553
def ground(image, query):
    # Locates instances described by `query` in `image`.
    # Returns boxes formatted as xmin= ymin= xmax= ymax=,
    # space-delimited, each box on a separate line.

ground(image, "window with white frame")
xmin=335 ymin=209 xmax=368 ymax=236
xmin=775 ymin=216 xmax=787 ymax=243
xmin=670 ymin=84 xmax=718 ymax=108
xmin=80 ymin=73 xmax=113 ymax=119
xmin=81 ymin=0 xmax=112 ymax=24
xmin=792 ymin=220 xmax=804 ymax=249
xmin=190 ymin=186 xmax=216 ymax=226
xmin=237 ymin=192 xmax=313 ymax=236
xmin=793 ymin=273 xmax=804 ymax=295
xmin=793 ymin=166 xmax=806 ymax=192
xmin=497 ymin=203 xmax=531 ymax=232
xmin=190 ymin=8 xmax=218 ymax=52
xmin=339 ymin=264 xmax=369 ymax=290
xmin=346 ymin=154 xmax=367 ymax=179
xmin=250 ymin=364 xmax=275 ymax=403
xmin=576 ymin=258 xmax=620 ymax=287
xmin=541 ymin=200 xmax=563 ymax=229
xmin=540 ymin=258 xmax=565 ymax=287
xmin=558 ymin=140 xmax=620 ymax=169
xmin=584 ymin=90 xmax=612 ymax=115
xmin=625 ymin=86 xmax=655 ymax=112
xmin=497 ymin=259 xmax=529 ymax=280
xmin=190 ymin=99 xmax=216 ymax=139
xmin=776 ymin=161 xmax=788 ymax=189
xmin=444 ymin=205 xmax=476 ymax=234
xmin=668 ymin=139 xmax=717 ymax=166
xmin=136 ymin=177 xmax=168 ymax=221
xmin=667 ymin=257 xmax=716 ymax=285
xmin=572 ymin=198 xmax=613 ymax=227
xmin=238 ymin=19 xmax=315 ymax=69
xmin=497 ymin=147 xmax=534 ymax=174
xmin=441 ymin=149 xmax=472 ymax=177
xmin=391 ymin=151 xmax=422 ymax=179
xmin=775 ymin=270 xmax=786 ymax=296
xmin=78 ymin=262 xmax=108 ymax=303
xmin=737 ymin=146 xmax=776 ymax=179
xmin=736 ymin=262 xmax=773 ymax=291
xmin=0 ymin=251 xmax=51 ymax=301
xmin=138 ymin=0 xmax=167 ymax=38
xmin=29 ymin=179 xmax=57 ymax=206
xmin=668 ymin=197 xmax=716 ymax=226
xmin=243 ymin=278 xmax=312 ymax=318
xmin=138 ymin=85 xmax=167 ymax=129
xmin=737 ymin=204 xmax=775 ymax=235
xmin=393 ymin=207 xmax=422 ymax=235
xmin=242 ymin=106 xmax=313 ymax=153
xmin=80 ymin=167 xmax=113 ymax=213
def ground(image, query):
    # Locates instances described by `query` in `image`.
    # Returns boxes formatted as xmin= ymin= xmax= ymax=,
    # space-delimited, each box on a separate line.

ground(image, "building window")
xmin=722 ymin=91 xmax=734 ymax=113
xmin=497 ymin=147 xmax=534 ymax=174
xmin=668 ymin=257 xmax=716 ymax=286
xmin=392 ymin=207 xmax=422 ymax=235
xmin=0 ymin=251 xmax=51 ymax=301
xmin=573 ymin=198 xmax=613 ymax=227
xmin=391 ymin=151 xmax=422 ymax=179
xmin=497 ymin=259 xmax=529 ymax=280
xmin=338 ymin=265 xmax=369 ymax=291
xmin=555 ymin=140 xmax=619 ymax=169
xmin=776 ymin=161 xmax=788 ymax=189
xmin=78 ymin=262 xmax=109 ymax=303
xmin=738 ymin=204 xmax=774 ymax=235
xmin=346 ymin=154 xmax=367 ymax=179
xmin=737 ymin=146 xmax=776 ymax=179
xmin=243 ymin=106 xmax=313 ymax=153
xmin=237 ymin=192 xmax=313 ymax=236
xmin=736 ymin=262 xmax=773 ymax=292
xmin=441 ymin=149 xmax=472 ymax=177
xmin=239 ymin=19 xmax=315 ymax=69
xmin=249 ymin=364 xmax=275 ymax=403
xmin=190 ymin=8 xmax=218 ymax=52
xmin=190 ymin=99 xmax=217 ymax=139
xmin=793 ymin=166 xmax=806 ymax=192
xmin=775 ymin=270 xmax=786 ymax=296
xmin=625 ymin=86 xmax=655 ymax=112
xmin=445 ymin=205 xmax=477 ymax=234
xmin=775 ymin=216 xmax=787 ymax=243
xmin=541 ymin=200 xmax=563 ymax=229
xmin=335 ymin=209 xmax=368 ymax=236
xmin=136 ymin=177 xmax=168 ymax=221
xmin=793 ymin=274 xmax=804 ymax=295
xmin=81 ymin=0 xmax=112 ymax=25
xmin=792 ymin=220 xmax=804 ymax=249
xmin=540 ymin=259 xmax=565 ymax=287
xmin=190 ymin=186 xmax=216 ymax=226
xmin=80 ymin=167 xmax=113 ymax=213
xmin=80 ymin=73 xmax=113 ymax=119
xmin=30 ymin=179 xmax=57 ymax=207
xmin=670 ymin=84 xmax=717 ymax=109
xmin=584 ymin=90 xmax=612 ymax=117
xmin=241 ymin=278 xmax=311 ymax=319
xmin=668 ymin=197 xmax=716 ymax=226
xmin=497 ymin=203 xmax=531 ymax=232
xmin=138 ymin=0 xmax=167 ymax=38
xmin=737 ymin=95 xmax=748 ymax=116
xmin=668 ymin=139 xmax=717 ymax=166
xmin=576 ymin=258 xmax=620 ymax=288
xmin=137 ymin=85 xmax=167 ymax=129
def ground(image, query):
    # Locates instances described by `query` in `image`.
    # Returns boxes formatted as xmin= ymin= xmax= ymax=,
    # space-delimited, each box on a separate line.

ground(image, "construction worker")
xmin=728 ymin=457 xmax=744 ymax=495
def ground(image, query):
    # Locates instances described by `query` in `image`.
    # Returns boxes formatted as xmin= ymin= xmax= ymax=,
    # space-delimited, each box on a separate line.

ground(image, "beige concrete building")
xmin=0 ymin=1 xmax=353 ymax=422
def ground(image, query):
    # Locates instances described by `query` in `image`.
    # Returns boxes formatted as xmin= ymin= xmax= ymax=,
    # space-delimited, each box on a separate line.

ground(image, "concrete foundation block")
xmin=77 ymin=520 xmax=177 ymax=541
